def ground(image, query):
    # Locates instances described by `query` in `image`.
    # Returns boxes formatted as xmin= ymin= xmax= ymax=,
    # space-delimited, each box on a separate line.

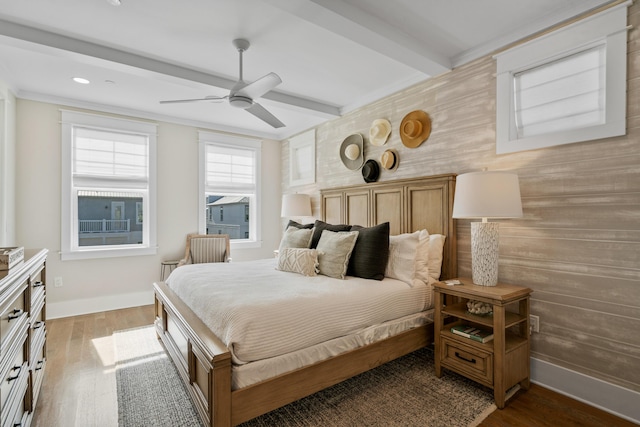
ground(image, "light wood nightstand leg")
xmin=493 ymin=304 xmax=506 ymax=409
xmin=434 ymin=291 xmax=443 ymax=378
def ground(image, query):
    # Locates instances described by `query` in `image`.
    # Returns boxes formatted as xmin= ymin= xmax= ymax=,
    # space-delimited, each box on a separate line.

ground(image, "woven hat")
xmin=369 ymin=119 xmax=391 ymax=146
xmin=400 ymin=110 xmax=431 ymax=148
xmin=339 ymin=134 xmax=364 ymax=170
xmin=380 ymin=149 xmax=399 ymax=171
xmin=362 ymin=159 xmax=380 ymax=183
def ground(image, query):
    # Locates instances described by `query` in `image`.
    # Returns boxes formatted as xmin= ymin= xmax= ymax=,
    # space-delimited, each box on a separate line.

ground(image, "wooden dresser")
xmin=0 ymin=249 xmax=47 ymax=427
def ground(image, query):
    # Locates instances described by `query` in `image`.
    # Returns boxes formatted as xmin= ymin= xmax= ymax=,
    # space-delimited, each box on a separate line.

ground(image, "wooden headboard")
xmin=320 ymin=173 xmax=457 ymax=280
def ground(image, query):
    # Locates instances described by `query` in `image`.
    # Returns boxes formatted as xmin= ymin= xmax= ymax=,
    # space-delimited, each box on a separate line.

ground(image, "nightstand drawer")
xmin=440 ymin=336 xmax=493 ymax=386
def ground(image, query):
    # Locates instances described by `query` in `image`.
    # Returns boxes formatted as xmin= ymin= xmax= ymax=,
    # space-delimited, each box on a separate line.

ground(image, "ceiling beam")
xmin=0 ymin=19 xmax=340 ymax=118
xmin=265 ymin=0 xmax=451 ymax=77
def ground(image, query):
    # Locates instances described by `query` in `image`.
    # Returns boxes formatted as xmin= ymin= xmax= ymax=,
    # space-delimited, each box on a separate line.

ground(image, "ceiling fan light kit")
xmin=160 ymin=38 xmax=285 ymax=128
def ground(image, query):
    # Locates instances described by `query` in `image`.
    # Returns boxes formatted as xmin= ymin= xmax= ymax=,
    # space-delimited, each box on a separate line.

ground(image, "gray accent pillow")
xmin=310 ymin=220 xmax=351 ymax=248
xmin=278 ymin=226 xmax=314 ymax=253
xmin=286 ymin=220 xmax=314 ymax=230
xmin=316 ymin=230 xmax=359 ymax=279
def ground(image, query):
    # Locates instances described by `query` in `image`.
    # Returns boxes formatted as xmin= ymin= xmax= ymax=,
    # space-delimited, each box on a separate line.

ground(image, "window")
xmin=495 ymin=3 xmax=628 ymax=154
xmin=61 ymin=111 xmax=157 ymax=260
xmin=199 ymin=131 xmax=261 ymax=247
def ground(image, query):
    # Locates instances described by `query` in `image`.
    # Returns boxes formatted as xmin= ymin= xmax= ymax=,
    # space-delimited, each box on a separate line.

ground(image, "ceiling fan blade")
xmin=236 ymin=72 xmax=282 ymax=99
xmin=160 ymin=95 xmax=226 ymax=104
xmin=246 ymin=102 xmax=285 ymax=128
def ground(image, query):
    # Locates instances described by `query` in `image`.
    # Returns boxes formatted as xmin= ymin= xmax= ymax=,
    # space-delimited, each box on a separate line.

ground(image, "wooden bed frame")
xmin=153 ymin=173 xmax=457 ymax=426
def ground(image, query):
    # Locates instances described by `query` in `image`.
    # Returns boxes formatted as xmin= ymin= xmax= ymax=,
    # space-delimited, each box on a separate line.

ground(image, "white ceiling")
xmin=0 ymin=0 xmax=616 ymax=140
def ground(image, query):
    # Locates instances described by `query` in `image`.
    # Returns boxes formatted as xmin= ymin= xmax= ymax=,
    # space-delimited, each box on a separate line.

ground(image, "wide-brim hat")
xmin=400 ymin=110 xmax=431 ymax=148
xmin=362 ymin=159 xmax=380 ymax=183
xmin=369 ymin=119 xmax=391 ymax=146
xmin=340 ymin=134 xmax=364 ymax=170
xmin=380 ymin=149 xmax=399 ymax=171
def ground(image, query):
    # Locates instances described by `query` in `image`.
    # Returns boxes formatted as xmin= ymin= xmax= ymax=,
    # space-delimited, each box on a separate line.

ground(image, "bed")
xmin=153 ymin=173 xmax=457 ymax=426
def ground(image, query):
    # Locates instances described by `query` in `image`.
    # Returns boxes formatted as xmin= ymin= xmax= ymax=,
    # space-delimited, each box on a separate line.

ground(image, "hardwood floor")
xmin=33 ymin=306 xmax=636 ymax=427
xmin=32 ymin=305 xmax=154 ymax=427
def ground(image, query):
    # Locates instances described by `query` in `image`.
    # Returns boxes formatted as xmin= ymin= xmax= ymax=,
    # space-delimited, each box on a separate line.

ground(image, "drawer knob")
xmin=7 ymin=365 xmax=21 ymax=382
xmin=32 ymin=281 xmax=44 ymax=288
xmin=35 ymin=360 xmax=44 ymax=371
xmin=7 ymin=309 xmax=24 ymax=321
xmin=33 ymin=321 xmax=44 ymax=330
xmin=455 ymin=351 xmax=477 ymax=364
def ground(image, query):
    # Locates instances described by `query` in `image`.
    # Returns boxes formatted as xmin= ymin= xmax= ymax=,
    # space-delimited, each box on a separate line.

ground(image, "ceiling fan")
xmin=160 ymin=38 xmax=285 ymax=128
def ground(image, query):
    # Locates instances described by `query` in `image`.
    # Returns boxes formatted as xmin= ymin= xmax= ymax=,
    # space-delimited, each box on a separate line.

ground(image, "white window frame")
xmin=495 ymin=3 xmax=629 ymax=154
xmin=61 ymin=110 xmax=157 ymax=260
xmin=198 ymin=131 xmax=262 ymax=249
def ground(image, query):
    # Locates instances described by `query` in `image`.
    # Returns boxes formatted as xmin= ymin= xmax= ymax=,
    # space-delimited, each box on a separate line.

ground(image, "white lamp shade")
xmin=453 ymin=171 xmax=523 ymax=219
xmin=281 ymin=193 xmax=312 ymax=218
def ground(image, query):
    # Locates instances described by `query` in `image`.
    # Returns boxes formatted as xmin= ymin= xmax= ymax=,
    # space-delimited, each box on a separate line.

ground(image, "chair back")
xmin=180 ymin=233 xmax=230 ymax=265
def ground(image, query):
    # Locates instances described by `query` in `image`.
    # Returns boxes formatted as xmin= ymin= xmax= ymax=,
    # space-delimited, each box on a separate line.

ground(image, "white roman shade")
xmin=513 ymin=45 xmax=605 ymax=139
xmin=73 ymin=127 xmax=149 ymax=189
xmin=204 ymin=144 xmax=256 ymax=194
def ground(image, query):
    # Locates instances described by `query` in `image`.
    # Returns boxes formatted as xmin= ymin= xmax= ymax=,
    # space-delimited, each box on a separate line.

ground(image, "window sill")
xmin=61 ymin=246 xmax=157 ymax=261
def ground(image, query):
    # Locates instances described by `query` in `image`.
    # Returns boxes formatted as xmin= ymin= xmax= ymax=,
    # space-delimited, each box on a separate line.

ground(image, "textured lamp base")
xmin=471 ymin=221 xmax=499 ymax=286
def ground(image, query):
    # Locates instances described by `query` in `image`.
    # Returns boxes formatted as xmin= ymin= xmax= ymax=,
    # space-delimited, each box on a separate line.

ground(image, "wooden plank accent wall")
xmin=282 ymin=3 xmax=640 ymax=394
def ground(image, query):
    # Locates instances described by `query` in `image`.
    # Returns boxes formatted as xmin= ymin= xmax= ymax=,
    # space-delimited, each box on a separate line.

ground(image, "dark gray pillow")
xmin=348 ymin=222 xmax=390 ymax=280
xmin=286 ymin=220 xmax=314 ymax=230
xmin=310 ymin=220 xmax=351 ymax=248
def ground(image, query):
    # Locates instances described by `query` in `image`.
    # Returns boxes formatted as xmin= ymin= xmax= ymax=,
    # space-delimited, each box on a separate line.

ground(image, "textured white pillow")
xmin=428 ymin=234 xmax=446 ymax=281
xmin=276 ymin=248 xmax=319 ymax=276
xmin=386 ymin=231 xmax=419 ymax=286
xmin=413 ymin=229 xmax=430 ymax=287
xmin=316 ymin=230 xmax=359 ymax=279
xmin=278 ymin=226 xmax=314 ymax=253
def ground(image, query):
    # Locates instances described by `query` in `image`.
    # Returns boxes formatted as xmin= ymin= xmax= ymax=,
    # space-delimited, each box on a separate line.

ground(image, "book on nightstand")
xmin=451 ymin=324 xmax=494 ymax=343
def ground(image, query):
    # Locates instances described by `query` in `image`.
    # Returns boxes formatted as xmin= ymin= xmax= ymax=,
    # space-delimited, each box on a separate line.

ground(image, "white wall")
xmin=15 ymin=100 xmax=282 ymax=318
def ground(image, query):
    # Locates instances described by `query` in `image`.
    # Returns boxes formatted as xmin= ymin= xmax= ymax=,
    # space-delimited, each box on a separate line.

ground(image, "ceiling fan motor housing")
xmin=229 ymin=95 xmax=253 ymax=109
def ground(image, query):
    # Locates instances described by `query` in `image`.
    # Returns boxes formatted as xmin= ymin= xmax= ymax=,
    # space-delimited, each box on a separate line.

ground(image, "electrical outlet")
xmin=530 ymin=314 xmax=540 ymax=334
xmin=54 ymin=276 xmax=63 ymax=288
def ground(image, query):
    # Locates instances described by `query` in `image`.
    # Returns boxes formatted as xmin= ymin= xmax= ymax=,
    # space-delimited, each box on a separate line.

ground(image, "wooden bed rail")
xmin=154 ymin=281 xmax=232 ymax=426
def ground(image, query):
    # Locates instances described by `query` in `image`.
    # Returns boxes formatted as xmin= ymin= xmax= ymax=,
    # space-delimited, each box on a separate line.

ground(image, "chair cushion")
xmin=190 ymin=237 xmax=227 ymax=263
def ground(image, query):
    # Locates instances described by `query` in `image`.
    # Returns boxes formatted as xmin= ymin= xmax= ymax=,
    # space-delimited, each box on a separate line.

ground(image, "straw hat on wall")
xmin=400 ymin=110 xmax=431 ymax=148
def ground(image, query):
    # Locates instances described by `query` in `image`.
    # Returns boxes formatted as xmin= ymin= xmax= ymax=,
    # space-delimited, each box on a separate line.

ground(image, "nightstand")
xmin=433 ymin=278 xmax=532 ymax=408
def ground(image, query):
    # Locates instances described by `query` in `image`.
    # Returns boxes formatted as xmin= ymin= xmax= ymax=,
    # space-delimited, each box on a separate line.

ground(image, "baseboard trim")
xmin=531 ymin=357 xmax=640 ymax=424
xmin=47 ymin=290 xmax=154 ymax=319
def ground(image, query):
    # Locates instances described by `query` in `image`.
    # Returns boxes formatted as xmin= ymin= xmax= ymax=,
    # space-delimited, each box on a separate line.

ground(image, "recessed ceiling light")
xmin=72 ymin=77 xmax=90 ymax=84
xmin=106 ymin=0 xmax=121 ymax=5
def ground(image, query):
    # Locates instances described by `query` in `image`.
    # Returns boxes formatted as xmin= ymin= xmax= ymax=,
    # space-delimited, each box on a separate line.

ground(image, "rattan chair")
xmin=177 ymin=233 xmax=231 ymax=267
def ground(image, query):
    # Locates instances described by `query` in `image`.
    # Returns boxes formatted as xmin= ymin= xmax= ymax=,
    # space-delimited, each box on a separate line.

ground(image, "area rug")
xmin=114 ymin=326 xmax=204 ymax=427
xmin=115 ymin=325 xmax=502 ymax=427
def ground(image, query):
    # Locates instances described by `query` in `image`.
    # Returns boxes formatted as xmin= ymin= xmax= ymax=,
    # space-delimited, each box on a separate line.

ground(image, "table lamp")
xmin=281 ymin=193 xmax=312 ymax=220
xmin=452 ymin=171 xmax=523 ymax=286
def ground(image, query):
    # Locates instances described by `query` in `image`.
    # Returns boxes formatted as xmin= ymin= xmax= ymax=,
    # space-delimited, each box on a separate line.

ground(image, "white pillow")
xmin=316 ymin=230 xmax=359 ymax=279
xmin=428 ymin=234 xmax=446 ymax=282
xmin=278 ymin=226 xmax=314 ymax=253
xmin=386 ymin=231 xmax=419 ymax=286
xmin=276 ymin=248 xmax=319 ymax=276
xmin=413 ymin=229 xmax=430 ymax=287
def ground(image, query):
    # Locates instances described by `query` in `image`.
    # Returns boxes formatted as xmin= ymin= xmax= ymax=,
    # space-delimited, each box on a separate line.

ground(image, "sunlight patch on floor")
xmin=91 ymin=335 xmax=115 ymax=367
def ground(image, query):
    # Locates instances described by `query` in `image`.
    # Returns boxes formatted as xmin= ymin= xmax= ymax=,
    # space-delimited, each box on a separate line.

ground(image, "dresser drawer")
xmin=0 ymin=282 xmax=28 ymax=355
xmin=1 ymin=361 xmax=28 ymax=427
xmin=440 ymin=336 xmax=493 ymax=386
